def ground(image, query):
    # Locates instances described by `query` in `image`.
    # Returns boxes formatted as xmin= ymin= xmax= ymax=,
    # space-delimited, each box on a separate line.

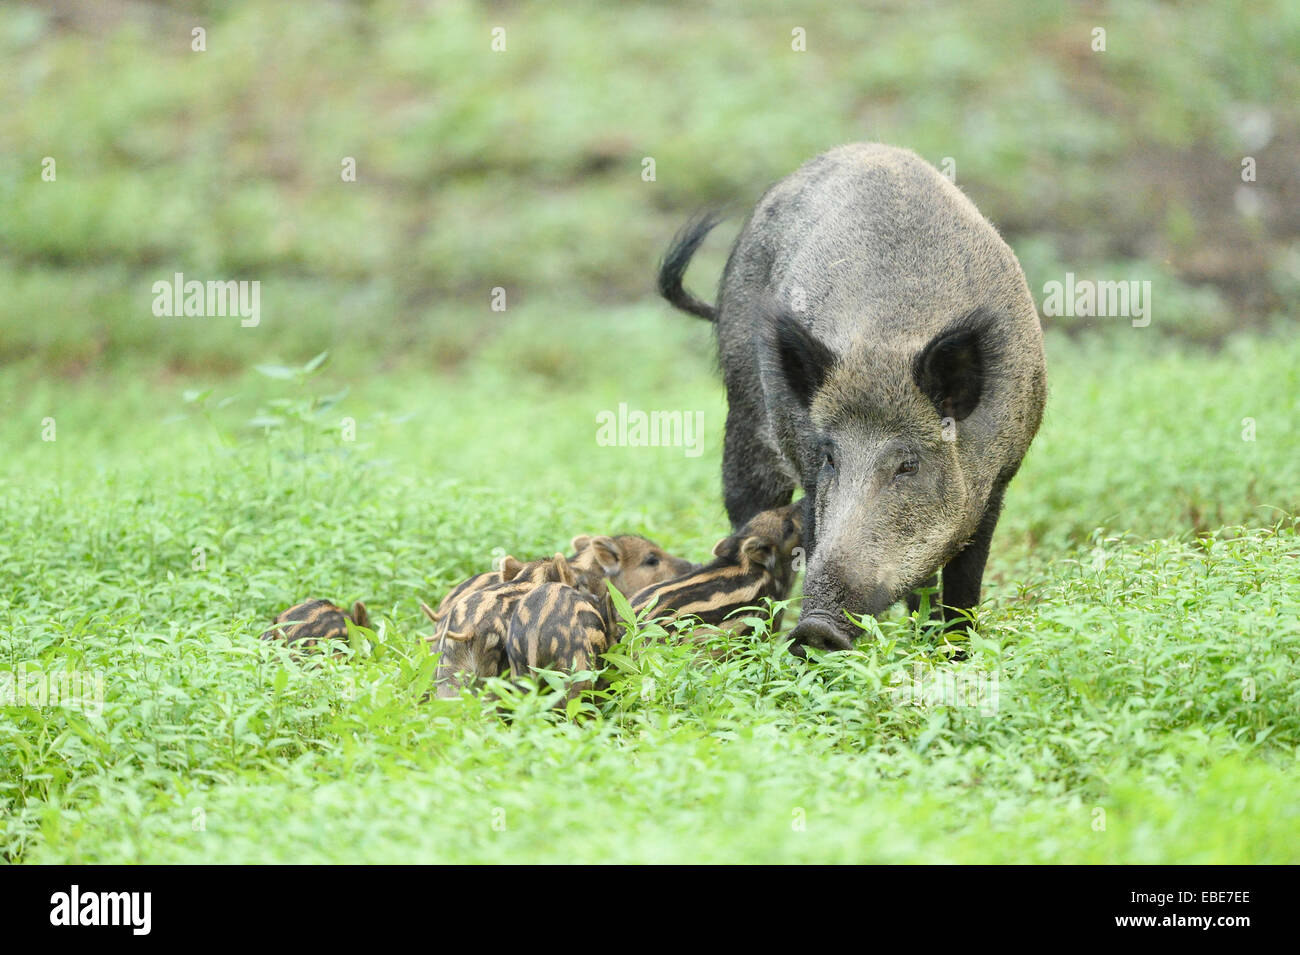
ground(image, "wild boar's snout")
xmin=788 ymin=611 xmax=855 ymax=656
xmin=792 ymin=538 xmax=895 ymax=652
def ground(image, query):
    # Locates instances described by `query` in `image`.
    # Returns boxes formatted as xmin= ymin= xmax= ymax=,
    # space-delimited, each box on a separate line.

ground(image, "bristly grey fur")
xmin=658 ymin=143 xmax=1046 ymax=650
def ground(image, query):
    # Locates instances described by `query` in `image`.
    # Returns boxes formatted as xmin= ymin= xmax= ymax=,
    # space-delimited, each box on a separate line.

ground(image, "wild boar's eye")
xmin=643 ymin=554 xmax=660 ymax=567
xmin=896 ymin=458 xmax=919 ymax=477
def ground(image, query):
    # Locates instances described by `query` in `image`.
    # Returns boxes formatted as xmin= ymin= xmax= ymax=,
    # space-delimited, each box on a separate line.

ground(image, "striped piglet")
xmin=629 ymin=503 xmax=803 ymax=637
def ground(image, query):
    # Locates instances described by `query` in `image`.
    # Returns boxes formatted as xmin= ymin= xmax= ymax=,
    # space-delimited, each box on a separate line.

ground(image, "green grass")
xmin=2 ymin=324 xmax=1298 ymax=863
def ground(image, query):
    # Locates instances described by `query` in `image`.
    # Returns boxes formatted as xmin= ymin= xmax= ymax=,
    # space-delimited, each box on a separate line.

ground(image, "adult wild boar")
xmin=658 ymin=144 xmax=1046 ymax=653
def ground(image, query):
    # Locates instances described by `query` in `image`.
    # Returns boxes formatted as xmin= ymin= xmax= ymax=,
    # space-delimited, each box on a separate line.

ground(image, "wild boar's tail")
xmin=657 ymin=211 xmax=723 ymax=321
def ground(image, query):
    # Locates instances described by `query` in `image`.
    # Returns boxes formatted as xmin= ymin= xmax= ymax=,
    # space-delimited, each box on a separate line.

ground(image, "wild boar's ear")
xmin=591 ymin=536 xmax=622 ymax=574
xmin=713 ymin=535 xmax=744 ymax=561
xmin=500 ymin=556 xmax=524 ymax=581
xmin=773 ymin=312 xmax=837 ymax=408
xmin=570 ymin=535 xmax=592 ymax=553
xmin=350 ymin=601 xmax=369 ymax=629
xmin=553 ymin=553 xmax=576 ymax=587
xmin=740 ymin=536 xmax=775 ymax=571
xmin=914 ymin=323 xmax=985 ymax=422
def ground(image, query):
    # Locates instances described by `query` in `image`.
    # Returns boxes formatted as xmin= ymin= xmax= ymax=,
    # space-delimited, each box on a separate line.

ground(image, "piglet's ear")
xmin=773 ymin=312 xmax=837 ymax=408
xmin=914 ymin=319 xmax=987 ymax=422
xmin=350 ymin=601 xmax=369 ymax=629
xmin=739 ymin=536 xmax=775 ymax=571
xmin=570 ymin=535 xmax=592 ymax=552
xmin=590 ymin=536 xmax=622 ymax=574
xmin=500 ymin=556 xmax=524 ymax=581
xmin=552 ymin=553 xmax=576 ymax=587
xmin=711 ymin=537 xmax=730 ymax=558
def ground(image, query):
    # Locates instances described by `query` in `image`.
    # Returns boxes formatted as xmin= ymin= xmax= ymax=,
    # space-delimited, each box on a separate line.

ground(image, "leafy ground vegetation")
xmin=1 ymin=1 xmax=1298 ymax=862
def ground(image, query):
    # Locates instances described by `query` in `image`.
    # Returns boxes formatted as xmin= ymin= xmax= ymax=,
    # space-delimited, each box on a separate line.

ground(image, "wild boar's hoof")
xmin=789 ymin=612 xmax=856 ymax=654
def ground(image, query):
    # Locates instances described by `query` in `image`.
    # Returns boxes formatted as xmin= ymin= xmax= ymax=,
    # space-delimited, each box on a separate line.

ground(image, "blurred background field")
xmin=1 ymin=0 xmax=1298 ymax=863
xmin=2 ymin=0 xmax=1299 ymax=375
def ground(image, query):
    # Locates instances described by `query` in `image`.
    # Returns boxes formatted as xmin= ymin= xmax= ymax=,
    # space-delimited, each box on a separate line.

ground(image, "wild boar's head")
xmin=771 ymin=306 xmax=1003 ymax=651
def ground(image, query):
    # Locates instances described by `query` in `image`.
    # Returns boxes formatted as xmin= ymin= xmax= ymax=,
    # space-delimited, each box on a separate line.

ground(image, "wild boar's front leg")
xmin=721 ymin=383 xmax=795 ymax=529
xmin=939 ymin=483 xmax=1008 ymax=625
